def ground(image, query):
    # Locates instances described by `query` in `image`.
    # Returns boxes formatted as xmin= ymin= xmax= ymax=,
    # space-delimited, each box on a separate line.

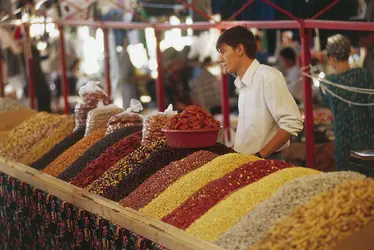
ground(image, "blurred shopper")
xmin=322 ymin=34 xmax=374 ymax=170
xmin=359 ymin=0 xmax=374 ymax=79
xmin=279 ymin=47 xmax=303 ymax=103
xmin=189 ymin=57 xmax=221 ymax=114
xmin=255 ymin=35 xmax=270 ymax=65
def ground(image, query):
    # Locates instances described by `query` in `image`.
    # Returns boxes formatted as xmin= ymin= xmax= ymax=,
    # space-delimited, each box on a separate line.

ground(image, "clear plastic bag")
xmin=141 ymin=104 xmax=178 ymax=145
xmin=74 ymin=81 xmax=110 ymax=131
xmin=85 ymin=102 xmax=123 ymax=136
xmin=106 ymin=99 xmax=144 ymax=135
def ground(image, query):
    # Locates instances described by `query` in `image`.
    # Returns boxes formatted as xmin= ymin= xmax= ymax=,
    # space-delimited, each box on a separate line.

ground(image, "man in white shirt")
xmin=216 ymin=26 xmax=303 ymax=159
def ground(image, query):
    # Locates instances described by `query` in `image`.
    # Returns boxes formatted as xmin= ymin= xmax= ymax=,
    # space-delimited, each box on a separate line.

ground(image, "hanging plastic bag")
xmin=142 ymin=104 xmax=178 ymax=145
xmin=85 ymin=102 xmax=123 ymax=136
xmin=106 ymin=99 xmax=144 ymax=135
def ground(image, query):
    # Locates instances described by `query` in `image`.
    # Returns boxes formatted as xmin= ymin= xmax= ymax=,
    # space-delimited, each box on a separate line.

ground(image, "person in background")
xmin=359 ymin=0 xmax=374 ymax=80
xmin=279 ymin=47 xmax=303 ymax=103
xmin=189 ymin=57 xmax=222 ymax=114
xmin=322 ymin=34 xmax=374 ymax=171
xmin=255 ymin=34 xmax=269 ymax=65
xmin=216 ymin=26 xmax=303 ymax=159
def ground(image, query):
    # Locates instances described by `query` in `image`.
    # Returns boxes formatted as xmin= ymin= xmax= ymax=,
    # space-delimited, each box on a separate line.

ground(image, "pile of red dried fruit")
xmin=164 ymin=106 xmax=220 ymax=130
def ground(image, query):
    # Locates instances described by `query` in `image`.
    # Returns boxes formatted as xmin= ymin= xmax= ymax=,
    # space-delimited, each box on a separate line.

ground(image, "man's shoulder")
xmin=256 ymin=64 xmax=284 ymax=80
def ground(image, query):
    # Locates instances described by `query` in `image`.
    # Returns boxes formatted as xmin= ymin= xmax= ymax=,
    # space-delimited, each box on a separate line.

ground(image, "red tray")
xmin=162 ymin=127 xmax=221 ymax=148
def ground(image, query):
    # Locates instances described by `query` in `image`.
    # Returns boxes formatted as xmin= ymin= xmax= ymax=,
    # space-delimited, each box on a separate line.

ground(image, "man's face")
xmin=218 ymin=43 xmax=242 ymax=74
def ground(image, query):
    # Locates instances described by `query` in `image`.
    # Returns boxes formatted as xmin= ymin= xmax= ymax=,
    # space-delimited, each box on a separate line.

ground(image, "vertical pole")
xmin=221 ymin=72 xmax=231 ymax=139
xmin=0 ymin=46 xmax=4 ymax=98
xmin=24 ymin=24 xmax=35 ymax=109
xmin=300 ymin=22 xmax=315 ymax=169
xmin=103 ymin=28 xmax=111 ymax=99
xmin=58 ymin=24 xmax=69 ymax=115
xmin=155 ymin=30 xmax=165 ymax=111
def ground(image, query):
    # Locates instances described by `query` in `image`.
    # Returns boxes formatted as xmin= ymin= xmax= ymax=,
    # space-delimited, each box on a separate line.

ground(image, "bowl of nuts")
xmin=162 ymin=106 xmax=221 ymax=148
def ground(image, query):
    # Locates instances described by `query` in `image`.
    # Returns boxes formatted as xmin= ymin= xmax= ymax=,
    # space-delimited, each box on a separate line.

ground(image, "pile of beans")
xmin=19 ymin=117 xmax=75 ymax=166
xmin=119 ymin=151 xmax=218 ymax=210
xmin=140 ymin=154 xmax=259 ymax=219
xmin=57 ymin=126 xmax=142 ymax=182
xmin=85 ymin=104 xmax=123 ymax=136
xmin=86 ymin=140 xmax=167 ymax=196
xmin=0 ymin=112 xmax=65 ymax=161
xmin=163 ymin=160 xmax=292 ymax=230
xmin=70 ymin=131 xmax=142 ymax=188
xmin=142 ymin=114 xmax=171 ymax=146
xmin=252 ymin=178 xmax=374 ymax=250
xmin=43 ymin=128 xmax=106 ymax=177
xmin=31 ymin=126 xmax=86 ymax=170
xmin=0 ymin=97 xmax=28 ymax=113
xmin=164 ymin=105 xmax=220 ymax=130
xmin=215 ymin=171 xmax=366 ymax=250
xmin=185 ymin=167 xmax=320 ymax=242
xmin=105 ymin=143 xmax=233 ymax=201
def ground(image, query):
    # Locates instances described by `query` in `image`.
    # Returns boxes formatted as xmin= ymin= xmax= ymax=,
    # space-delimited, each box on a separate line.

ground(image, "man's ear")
xmin=236 ymin=44 xmax=245 ymax=56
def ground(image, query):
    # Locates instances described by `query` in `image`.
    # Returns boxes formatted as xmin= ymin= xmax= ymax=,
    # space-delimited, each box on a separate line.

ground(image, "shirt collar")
xmin=234 ymin=59 xmax=260 ymax=89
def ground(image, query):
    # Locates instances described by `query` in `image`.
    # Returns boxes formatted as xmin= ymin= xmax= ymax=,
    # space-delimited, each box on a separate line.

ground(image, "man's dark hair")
xmin=216 ymin=26 xmax=257 ymax=59
xmin=279 ymin=47 xmax=297 ymax=65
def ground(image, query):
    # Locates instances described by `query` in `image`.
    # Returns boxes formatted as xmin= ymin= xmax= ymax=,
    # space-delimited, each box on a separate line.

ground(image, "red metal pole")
xmin=311 ymin=0 xmax=340 ymax=20
xmin=262 ymin=0 xmax=300 ymax=22
xmin=155 ymin=31 xmax=165 ymax=111
xmin=103 ymin=28 xmax=111 ymax=100
xmin=221 ymin=72 xmax=231 ymax=140
xmin=300 ymin=21 xmax=315 ymax=169
xmin=58 ymin=24 xmax=69 ymax=114
xmin=23 ymin=24 xmax=35 ymax=109
xmin=0 ymin=46 xmax=4 ymax=98
xmin=228 ymin=0 xmax=255 ymax=21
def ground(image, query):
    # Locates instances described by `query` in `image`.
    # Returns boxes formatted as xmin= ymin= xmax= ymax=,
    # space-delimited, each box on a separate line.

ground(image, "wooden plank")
xmin=0 ymin=157 xmax=223 ymax=250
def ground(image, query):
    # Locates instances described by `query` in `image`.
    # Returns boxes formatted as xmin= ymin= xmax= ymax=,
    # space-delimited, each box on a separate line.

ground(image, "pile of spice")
xmin=70 ymin=131 xmax=142 ymax=188
xmin=58 ymin=126 xmax=142 ymax=182
xmin=119 ymin=151 xmax=218 ymax=210
xmin=141 ymin=104 xmax=177 ymax=145
xmin=0 ymin=112 xmax=66 ymax=161
xmin=252 ymin=178 xmax=374 ymax=250
xmin=105 ymin=143 xmax=233 ymax=201
xmin=215 ymin=171 xmax=366 ymax=250
xmin=0 ymin=97 xmax=28 ymax=113
xmin=31 ymin=126 xmax=86 ymax=170
xmin=185 ymin=167 xmax=320 ymax=242
xmin=140 ymin=154 xmax=259 ymax=219
xmin=85 ymin=103 xmax=123 ymax=136
xmin=19 ymin=117 xmax=75 ymax=165
xmin=43 ymin=128 xmax=106 ymax=177
xmin=86 ymin=139 xmax=167 ymax=196
xmin=164 ymin=105 xmax=220 ymax=130
xmin=163 ymin=160 xmax=292 ymax=230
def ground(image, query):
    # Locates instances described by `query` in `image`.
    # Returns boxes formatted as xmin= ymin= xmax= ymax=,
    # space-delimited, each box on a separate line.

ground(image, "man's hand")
xmin=258 ymin=129 xmax=291 ymax=158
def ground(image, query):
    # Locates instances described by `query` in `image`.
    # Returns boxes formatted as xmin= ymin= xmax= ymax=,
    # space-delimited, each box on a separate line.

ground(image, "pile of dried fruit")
xmin=85 ymin=104 xmax=123 ymax=136
xmin=70 ymin=131 xmax=142 ymax=188
xmin=252 ymin=178 xmax=374 ymax=250
xmin=105 ymin=143 xmax=233 ymax=202
xmin=58 ymin=126 xmax=143 ymax=182
xmin=19 ymin=117 xmax=75 ymax=165
xmin=140 ymin=154 xmax=259 ymax=219
xmin=119 ymin=151 xmax=218 ymax=210
xmin=0 ymin=97 xmax=28 ymax=113
xmin=31 ymin=126 xmax=86 ymax=170
xmin=215 ymin=171 xmax=367 ymax=250
xmin=162 ymin=160 xmax=292 ymax=230
xmin=185 ymin=167 xmax=320 ymax=242
xmin=0 ymin=112 xmax=66 ymax=161
xmin=164 ymin=105 xmax=220 ymax=130
xmin=43 ymin=128 xmax=106 ymax=177
xmin=86 ymin=140 xmax=167 ymax=196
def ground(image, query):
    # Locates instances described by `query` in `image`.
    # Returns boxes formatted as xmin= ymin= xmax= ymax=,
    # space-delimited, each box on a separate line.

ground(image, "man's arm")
xmin=260 ymin=71 xmax=304 ymax=158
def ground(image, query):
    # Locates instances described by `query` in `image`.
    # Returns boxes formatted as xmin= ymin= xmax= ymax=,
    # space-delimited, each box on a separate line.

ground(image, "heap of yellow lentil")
xmin=140 ymin=153 xmax=259 ymax=219
xmin=0 ymin=112 xmax=66 ymax=161
xmin=43 ymin=128 xmax=106 ymax=177
xmin=18 ymin=117 xmax=75 ymax=165
xmin=185 ymin=167 xmax=320 ymax=242
xmin=252 ymin=178 xmax=374 ymax=250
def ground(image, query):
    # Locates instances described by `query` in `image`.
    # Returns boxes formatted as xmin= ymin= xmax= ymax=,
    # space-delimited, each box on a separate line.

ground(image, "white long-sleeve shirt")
xmin=234 ymin=59 xmax=303 ymax=155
